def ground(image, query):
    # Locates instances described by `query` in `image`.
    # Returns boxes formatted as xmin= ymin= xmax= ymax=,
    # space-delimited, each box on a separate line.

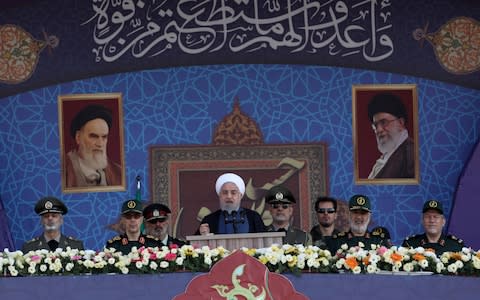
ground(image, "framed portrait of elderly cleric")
xmin=352 ymin=84 xmax=419 ymax=185
xmin=58 ymin=93 xmax=126 ymax=193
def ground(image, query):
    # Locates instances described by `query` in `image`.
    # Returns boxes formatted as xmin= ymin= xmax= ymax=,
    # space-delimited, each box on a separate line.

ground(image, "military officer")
xmin=402 ymin=199 xmax=465 ymax=254
xmin=143 ymin=203 xmax=186 ymax=247
xmin=326 ymin=194 xmax=387 ymax=253
xmin=106 ymin=199 xmax=161 ymax=254
xmin=265 ymin=185 xmax=312 ymax=246
xmin=22 ymin=196 xmax=84 ymax=252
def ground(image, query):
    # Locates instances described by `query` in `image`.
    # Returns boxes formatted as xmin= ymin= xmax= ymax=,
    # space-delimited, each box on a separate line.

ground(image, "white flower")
xmin=175 ymin=257 xmax=184 ymax=266
xmin=40 ymin=264 xmax=47 ymax=272
xmin=366 ymin=264 xmax=377 ymax=274
xmin=135 ymin=261 xmax=143 ymax=269
xmin=159 ymin=261 xmax=169 ymax=269
xmin=149 ymin=261 xmax=158 ymax=270
xmin=352 ymin=266 xmax=361 ymax=274
xmin=454 ymin=260 xmax=464 ymax=269
xmin=403 ymin=263 xmax=414 ymax=272
xmin=447 ymin=263 xmax=457 ymax=273
xmin=65 ymin=262 xmax=74 ymax=272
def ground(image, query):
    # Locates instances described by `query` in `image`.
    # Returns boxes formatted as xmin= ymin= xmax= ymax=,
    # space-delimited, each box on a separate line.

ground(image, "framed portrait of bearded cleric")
xmin=352 ymin=84 xmax=419 ymax=185
xmin=58 ymin=93 xmax=126 ymax=193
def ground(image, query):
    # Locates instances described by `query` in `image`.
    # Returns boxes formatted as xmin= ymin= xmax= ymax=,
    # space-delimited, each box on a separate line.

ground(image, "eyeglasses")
xmin=371 ymin=118 xmax=399 ymax=131
xmin=270 ymin=203 xmax=291 ymax=209
xmin=316 ymin=208 xmax=336 ymax=214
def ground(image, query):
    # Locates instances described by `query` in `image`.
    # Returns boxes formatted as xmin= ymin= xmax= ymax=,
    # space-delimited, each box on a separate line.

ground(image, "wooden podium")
xmin=185 ymin=232 xmax=285 ymax=250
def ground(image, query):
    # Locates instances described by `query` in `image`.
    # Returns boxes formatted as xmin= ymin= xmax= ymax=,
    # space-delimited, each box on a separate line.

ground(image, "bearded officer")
xmin=326 ymin=194 xmax=387 ymax=253
xmin=22 ymin=197 xmax=84 ymax=252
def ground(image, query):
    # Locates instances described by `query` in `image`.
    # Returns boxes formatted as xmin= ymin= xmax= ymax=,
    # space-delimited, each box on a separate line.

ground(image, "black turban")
xmin=70 ymin=104 xmax=112 ymax=138
xmin=367 ymin=93 xmax=407 ymax=123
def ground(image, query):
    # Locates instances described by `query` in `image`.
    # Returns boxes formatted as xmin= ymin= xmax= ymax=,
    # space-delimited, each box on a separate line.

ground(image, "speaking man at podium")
xmin=196 ymin=173 xmax=266 ymax=235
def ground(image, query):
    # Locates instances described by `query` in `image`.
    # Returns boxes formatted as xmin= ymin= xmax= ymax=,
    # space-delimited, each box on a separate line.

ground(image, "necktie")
xmin=47 ymin=240 xmax=59 ymax=251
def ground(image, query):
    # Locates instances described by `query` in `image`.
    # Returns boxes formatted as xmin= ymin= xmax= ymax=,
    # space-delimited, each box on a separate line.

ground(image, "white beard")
xmin=376 ymin=128 xmax=403 ymax=154
xmin=79 ymin=142 xmax=108 ymax=171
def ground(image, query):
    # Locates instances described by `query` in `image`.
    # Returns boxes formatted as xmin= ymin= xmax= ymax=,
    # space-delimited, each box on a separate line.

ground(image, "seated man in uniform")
xmin=265 ymin=185 xmax=312 ymax=246
xmin=327 ymin=194 xmax=387 ymax=253
xmin=310 ymin=196 xmax=339 ymax=248
xmin=402 ymin=199 xmax=465 ymax=254
xmin=143 ymin=203 xmax=186 ymax=247
xmin=22 ymin=196 xmax=84 ymax=252
xmin=196 ymin=173 xmax=266 ymax=235
xmin=106 ymin=199 xmax=160 ymax=254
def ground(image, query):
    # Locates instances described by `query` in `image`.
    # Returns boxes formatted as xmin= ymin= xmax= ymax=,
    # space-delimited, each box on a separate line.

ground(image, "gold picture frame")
xmin=352 ymin=84 xmax=420 ymax=185
xmin=58 ymin=93 xmax=126 ymax=193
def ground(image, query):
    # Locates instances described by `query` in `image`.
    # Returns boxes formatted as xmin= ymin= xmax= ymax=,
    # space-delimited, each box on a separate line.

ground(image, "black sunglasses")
xmin=316 ymin=208 xmax=336 ymax=214
xmin=271 ymin=203 xmax=291 ymax=209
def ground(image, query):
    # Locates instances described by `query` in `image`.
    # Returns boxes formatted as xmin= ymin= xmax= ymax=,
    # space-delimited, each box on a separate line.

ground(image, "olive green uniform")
xmin=267 ymin=225 xmax=312 ymax=246
xmin=22 ymin=234 xmax=84 ymax=253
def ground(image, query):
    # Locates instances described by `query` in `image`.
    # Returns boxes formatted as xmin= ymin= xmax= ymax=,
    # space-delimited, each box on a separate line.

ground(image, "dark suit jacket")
xmin=22 ymin=234 xmax=84 ymax=253
xmin=375 ymin=137 xmax=415 ymax=178
xmin=196 ymin=208 xmax=266 ymax=234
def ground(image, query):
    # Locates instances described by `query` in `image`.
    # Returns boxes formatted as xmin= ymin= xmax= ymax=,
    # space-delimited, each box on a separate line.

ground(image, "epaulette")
xmin=67 ymin=236 xmax=80 ymax=241
xmin=146 ymin=235 xmax=159 ymax=241
xmin=404 ymin=234 xmax=419 ymax=241
xmin=447 ymin=234 xmax=463 ymax=243
xmin=26 ymin=237 xmax=39 ymax=243
xmin=108 ymin=236 xmax=122 ymax=243
xmin=333 ymin=232 xmax=346 ymax=238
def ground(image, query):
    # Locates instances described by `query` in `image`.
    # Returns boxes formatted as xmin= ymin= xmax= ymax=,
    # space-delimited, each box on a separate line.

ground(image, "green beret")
xmin=121 ymin=199 xmax=143 ymax=214
xmin=265 ymin=185 xmax=296 ymax=204
xmin=349 ymin=194 xmax=371 ymax=212
xmin=367 ymin=93 xmax=407 ymax=123
xmin=422 ymin=199 xmax=443 ymax=215
xmin=70 ymin=104 xmax=112 ymax=138
xmin=34 ymin=197 xmax=68 ymax=215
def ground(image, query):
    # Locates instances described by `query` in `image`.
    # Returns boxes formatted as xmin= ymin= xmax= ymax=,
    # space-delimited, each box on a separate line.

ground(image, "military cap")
xmin=367 ymin=93 xmax=407 ymax=123
xmin=70 ymin=104 xmax=112 ymax=138
xmin=143 ymin=203 xmax=171 ymax=222
xmin=265 ymin=185 xmax=296 ymax=204
xmin=349 ymin=194 xmax=371 ymax=212
xmin=422 ymin=199 xmax=443 ymax=215
xmin=34 ymin=197 xmax=68 ymax=215
xmin=121 ymin=199 xmax=143 ymax=214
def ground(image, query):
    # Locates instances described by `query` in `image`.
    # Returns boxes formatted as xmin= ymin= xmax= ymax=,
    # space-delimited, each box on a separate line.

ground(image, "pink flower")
xmin=31 ymin=255 xmax=42 ymax=262
xmin=377 ymin=246 xmax=388 ymax=256
xmin=170 ymin=244 xmax=179 ymax=249
xmin=165 ymin=252 xmax=177 ymax=261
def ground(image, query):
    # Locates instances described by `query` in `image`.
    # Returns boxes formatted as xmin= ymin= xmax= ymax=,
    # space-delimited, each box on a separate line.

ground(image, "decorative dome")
xmin=213 ymin=98 xmax=264 ymax=145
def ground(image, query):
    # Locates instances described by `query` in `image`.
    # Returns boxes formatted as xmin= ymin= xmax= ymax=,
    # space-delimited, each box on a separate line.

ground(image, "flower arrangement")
xmin=1 ymin=244 xmax=480 ymax=277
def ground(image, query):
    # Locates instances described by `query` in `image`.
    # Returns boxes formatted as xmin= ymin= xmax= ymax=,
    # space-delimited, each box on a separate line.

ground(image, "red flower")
xmin=165 ymin=252 xmax=177 ymax=261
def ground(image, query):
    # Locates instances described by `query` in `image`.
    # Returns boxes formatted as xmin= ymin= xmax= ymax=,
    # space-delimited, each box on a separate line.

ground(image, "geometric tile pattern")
xmin=0 ymin=65 xmax=479 ymax=250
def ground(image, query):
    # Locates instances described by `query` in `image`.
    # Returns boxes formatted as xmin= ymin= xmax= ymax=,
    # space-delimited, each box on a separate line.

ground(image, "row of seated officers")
xmin=22 ymin=172 xmax=465 ymax=255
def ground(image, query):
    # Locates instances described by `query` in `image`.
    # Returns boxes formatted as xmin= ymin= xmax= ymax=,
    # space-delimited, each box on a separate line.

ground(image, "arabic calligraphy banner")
xmin=0 ymin=0 xmax=479 ymax=98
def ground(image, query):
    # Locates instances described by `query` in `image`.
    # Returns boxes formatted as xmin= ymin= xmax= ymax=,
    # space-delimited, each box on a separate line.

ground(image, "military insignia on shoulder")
xmin=146 ymin=235 xmax=158 ymax=240
xmin=337 ymin=232 xmax=346 ymax=237
xmin=371 ymin=230 xmax=380 ymax=236
xmin=111 ymin=236 xmax=121 ymax=241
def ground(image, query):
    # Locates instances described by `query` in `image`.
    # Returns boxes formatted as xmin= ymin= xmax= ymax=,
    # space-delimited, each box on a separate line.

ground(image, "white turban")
xmin=215 ymin=173 xmax=245 ymax=195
